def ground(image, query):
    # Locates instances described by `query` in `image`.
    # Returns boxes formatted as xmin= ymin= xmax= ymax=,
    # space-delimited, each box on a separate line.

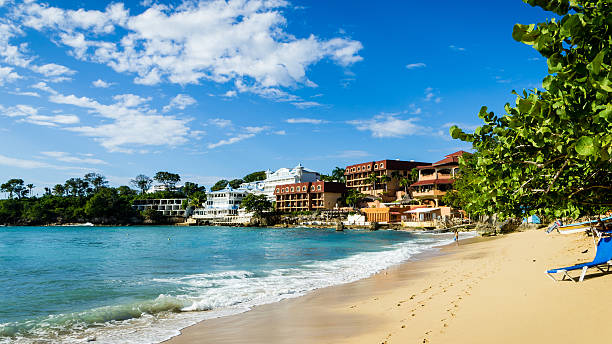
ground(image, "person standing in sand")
xmin=454 ymin=229 xmax=459 ymax=242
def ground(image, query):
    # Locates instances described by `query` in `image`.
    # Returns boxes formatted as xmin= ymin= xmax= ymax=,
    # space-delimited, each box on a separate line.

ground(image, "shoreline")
xmin=164 ymin=229 xmax=608 ymax=344
xmin=162 ymin=233 xmax=485 ymax=344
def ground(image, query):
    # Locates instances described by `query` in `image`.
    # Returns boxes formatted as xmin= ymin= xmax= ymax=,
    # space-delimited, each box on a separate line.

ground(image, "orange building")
xmin=274 ymin=181 xmax=346 ymax=212
xmin=411 ymin=151 xmax=469 ymax=206
xmin=344 ymin=159 xmax=429 ymax=201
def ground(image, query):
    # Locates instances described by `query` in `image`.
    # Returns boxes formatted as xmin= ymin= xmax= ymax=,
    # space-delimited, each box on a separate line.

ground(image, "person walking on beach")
xmin=454 ymin=229 xmax=459 ymax=242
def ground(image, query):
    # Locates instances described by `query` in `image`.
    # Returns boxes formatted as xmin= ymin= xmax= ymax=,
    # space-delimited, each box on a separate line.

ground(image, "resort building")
xmin=145 ymin=185 xmax=169 ymax=194
xmin=344 ymin=159 xmax=430 ymax=202
xmin=274 ymin=181 xmax=345 ymax=212
xmin=192 ymin=184 xmax=252 ymax=224
xmin=132 ymin=198 xmax=187 ymax=217
xmin=411 ymin=151 xmax=468 ymax=206
xmin=248 ymin=163 xmax=320 ymax=201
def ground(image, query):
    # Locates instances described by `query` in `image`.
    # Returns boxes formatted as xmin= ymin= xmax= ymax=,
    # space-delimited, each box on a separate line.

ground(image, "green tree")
xmin=450 ymin=0 xmax=612 ymax=219
xmin=210 ymin=179 xmax=230 ymax=191
xmin=131 ymin=174 xmax=153 ymax=194
xmin=379 ymin=174 xmax=391 ymax=192
xmin=183 ymin=182 xmax=205 ymax=196
xmin=229 ymin=179 xmax=244 ymax=189
xmin=331 ymin=167 xmax=346 ymax=183
xmin=1 ymin=179 xmax=25 ymax=199
xmin=399 ymin=177 xmax=411 ymax=194
xmin=64 ymin=178 xmax=88 ymax=197
xmin=84 ymin=188 xmax=134 ymax=222
xmin=366 ymin=173 xmax=378 ymax=192
xmin=243 ymin=171 xmax=266 ymax=183
xmin=52 ymin=184 xmax=65 ymax=196
xmin=188 ymin=190 xmax=207 ymax=208
xmin=84 ymin=173 xmax=108 ymax=194
xmin=345 ymin=189 xmax=366 ymax=208
xmin=154 ymin=171 xmax=181 ymax=190
xmin=241 ymin=194 xmax=273 ymax=215
xmin=26 ymin=184 xmax=34 ymax=197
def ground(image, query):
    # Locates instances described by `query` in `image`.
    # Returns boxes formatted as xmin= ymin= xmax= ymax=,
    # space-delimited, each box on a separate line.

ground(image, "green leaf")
xmin=587 ymin=50 xmax=605 ymax=75
xmin=449 ymin=126 xmax=462 ymax=139
xmin=575 ymin=136 xmax=596 ymax=156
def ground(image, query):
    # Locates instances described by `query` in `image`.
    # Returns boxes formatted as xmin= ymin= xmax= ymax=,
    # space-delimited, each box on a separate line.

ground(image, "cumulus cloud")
xmin=31 ymin=63 xmax=76 ymax=77
xmin=0 ymin=66 xmax=21 ymax=84
xmin=40 ymin=151 xmax=108 ymax=165
xmin=15 ymin=0 xmax=363 ymax=99
xmin=92 ymin=79 xmax=113 ymax=88
xmin=45 ymin=88 xmax=192 ymax=152
xmin=348 ymin=113 xmax=430 ymax=138
xmin=406 ymin=62 xmax=426 ymax=69
xmin=286 ymin=117 xmax=327 ymax=124
xmin=0 ymin=104 xmax=80 ymax=127
xmin=163 ymin=94 xmax=197 ymax=112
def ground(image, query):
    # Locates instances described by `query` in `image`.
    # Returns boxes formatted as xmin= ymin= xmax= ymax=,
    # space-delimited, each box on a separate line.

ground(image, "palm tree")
xmin=366 ymin=173 xmax=378 ymax=192
xmin=26 ymin=184 xmax=34 ymax=197
xmin=379 ymin=174 xmax=391 ymax=192
xmin=399 ymin=177 xmax=411 ymax=193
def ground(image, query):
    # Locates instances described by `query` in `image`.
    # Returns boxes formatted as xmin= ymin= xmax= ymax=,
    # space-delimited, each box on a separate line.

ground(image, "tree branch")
xmin=545 ymin=159 xmax=569 ymax=193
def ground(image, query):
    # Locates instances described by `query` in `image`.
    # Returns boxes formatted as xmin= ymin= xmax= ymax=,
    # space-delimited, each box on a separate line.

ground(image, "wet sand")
xmin=165 ymin=229 xmax=611 ymax=343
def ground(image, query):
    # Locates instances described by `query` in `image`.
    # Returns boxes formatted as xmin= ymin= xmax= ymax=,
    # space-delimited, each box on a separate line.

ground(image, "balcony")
xmin=413 ymin=189 xmax=447 ymax=198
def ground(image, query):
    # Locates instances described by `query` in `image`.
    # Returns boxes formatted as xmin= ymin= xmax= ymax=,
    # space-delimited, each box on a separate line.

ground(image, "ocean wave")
xmin=0 ymin=232 xmax=459 ymax=344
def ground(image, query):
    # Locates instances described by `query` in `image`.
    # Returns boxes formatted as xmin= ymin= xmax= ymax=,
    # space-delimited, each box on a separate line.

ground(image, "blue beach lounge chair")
xmin=546 ymin=237 xmax=612 ymax=282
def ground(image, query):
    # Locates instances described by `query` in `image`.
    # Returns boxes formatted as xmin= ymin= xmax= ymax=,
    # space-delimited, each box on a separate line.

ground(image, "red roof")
xmin=410 ymin=179 xmax=455 ymax=186
xmin=416 ymin=151 xmax=470 ymax=169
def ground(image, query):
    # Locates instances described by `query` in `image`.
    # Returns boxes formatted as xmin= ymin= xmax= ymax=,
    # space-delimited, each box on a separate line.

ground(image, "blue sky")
xmin=0 ymin=0 xmax=553 ymax=194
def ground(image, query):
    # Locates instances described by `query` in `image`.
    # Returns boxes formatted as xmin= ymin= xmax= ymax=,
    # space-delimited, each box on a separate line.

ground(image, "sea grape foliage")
xmin=450 ymin=0 xmax=611 ymax=219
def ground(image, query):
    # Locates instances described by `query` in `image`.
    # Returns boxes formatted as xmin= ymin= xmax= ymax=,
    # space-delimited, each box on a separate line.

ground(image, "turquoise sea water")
xmin=0 ymin=226 xmax=458 ymax=343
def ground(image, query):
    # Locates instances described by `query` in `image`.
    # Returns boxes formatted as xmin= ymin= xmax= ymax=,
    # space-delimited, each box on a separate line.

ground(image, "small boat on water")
xmin=62 ymin=222 xmax=95 ymax=227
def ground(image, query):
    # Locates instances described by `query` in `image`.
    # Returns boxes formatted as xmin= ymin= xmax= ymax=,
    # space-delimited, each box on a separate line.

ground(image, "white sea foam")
xmin=1 ymin=232 xmax=471 ymax=344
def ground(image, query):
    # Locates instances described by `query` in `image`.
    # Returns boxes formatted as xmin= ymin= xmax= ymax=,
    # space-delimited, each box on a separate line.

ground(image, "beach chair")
xmin=546 ymin=237 xmax=612 ymax=283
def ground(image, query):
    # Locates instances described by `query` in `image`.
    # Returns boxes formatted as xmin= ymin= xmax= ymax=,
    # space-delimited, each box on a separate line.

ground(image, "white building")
xmin=192 ymin=184 xmax=253 ymax=224
xmin=132 ymin=198 xmax=187 ymax=216
xmin=146 ymin=185 xmax=169 ymax=194
xmin=242 ymin=163 xmax=320 ymax=201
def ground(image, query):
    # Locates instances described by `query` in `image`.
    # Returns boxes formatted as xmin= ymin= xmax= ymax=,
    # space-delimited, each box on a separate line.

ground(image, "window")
xmin=352 ymin=167 xmax=355 ymax=172
xmin=357 ymin=166 xmax=361 ymax=171
xmin=380 ymin=163 xmax=384 ymax=169
xmin=302 ymin=186 xmax=306 ymax=191
xmin=317 ymin=185 xmax=321 ymax=190
xmin=374 ymin=164 xmax=378 ymax=169
xmin=311 ymin=186 xmax=315 ymax=191
xmin=368 ymin=165 xmax=371 ymax=170
xmin=291 ymin=187 xmax=294 ymax=192
xmin=276 ymin=188 xmax=279 ymax=193
xmin=285 ymin=187 xmax=289 ymax=192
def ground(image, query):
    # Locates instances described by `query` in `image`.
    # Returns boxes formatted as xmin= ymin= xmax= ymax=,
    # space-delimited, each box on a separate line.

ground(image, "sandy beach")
xmin=165 ymin=229 xmax=611 ymax=344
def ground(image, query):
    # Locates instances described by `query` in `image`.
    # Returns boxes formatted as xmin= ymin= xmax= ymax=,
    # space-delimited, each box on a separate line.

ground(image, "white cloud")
xmin=209 ymin=118 xmax=232 ymax=128
xmin=348 ymin=113 xmax=430 ymax=138
xmin=0 ymin=66 xmax=21 ymax=84
xmin=0 ymin=153 xmax=85 ymax=170
xmin=0 ymin=104 xmax=80 ymax=127
xmin=222 ymin=90 xmax=237 ymax=98
xmin=31 ymin=81 xmax=57 ymax=94
xmin=207 ymin=125 xmax=270 ymax=149
xmin=449 ymin=45 xmax=465 ymax=51
xmin=47 ymin=90 xmax=192 ymax=152
xmin=406 ymin=62 xmax=426 ymax=69
xmin=273 ymin=130 xmax=286 ymax=135
xmin=16 ymin=0 xmax=363 ymax=99
xmin=40 ymin=151 xmax=108 ymax=165
xmin=291 ymin=101 xmax=322 ymax=109
xmin=286 ymin=117 xmax=326 ymax=124
xmin=207 ymin=133 xmax=256 ymax=149
xmin=32 ymin=63 xmax=76 ymax=77
xmin=92 ymin=79 xmax=113 ymax=88
xmin=8 ymin=90 xmax=41 ymax=97
xmin=163 ymin=94 xmax=196 ymax=112
xmin=408 ymin=103 xmax=421 ymax=115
